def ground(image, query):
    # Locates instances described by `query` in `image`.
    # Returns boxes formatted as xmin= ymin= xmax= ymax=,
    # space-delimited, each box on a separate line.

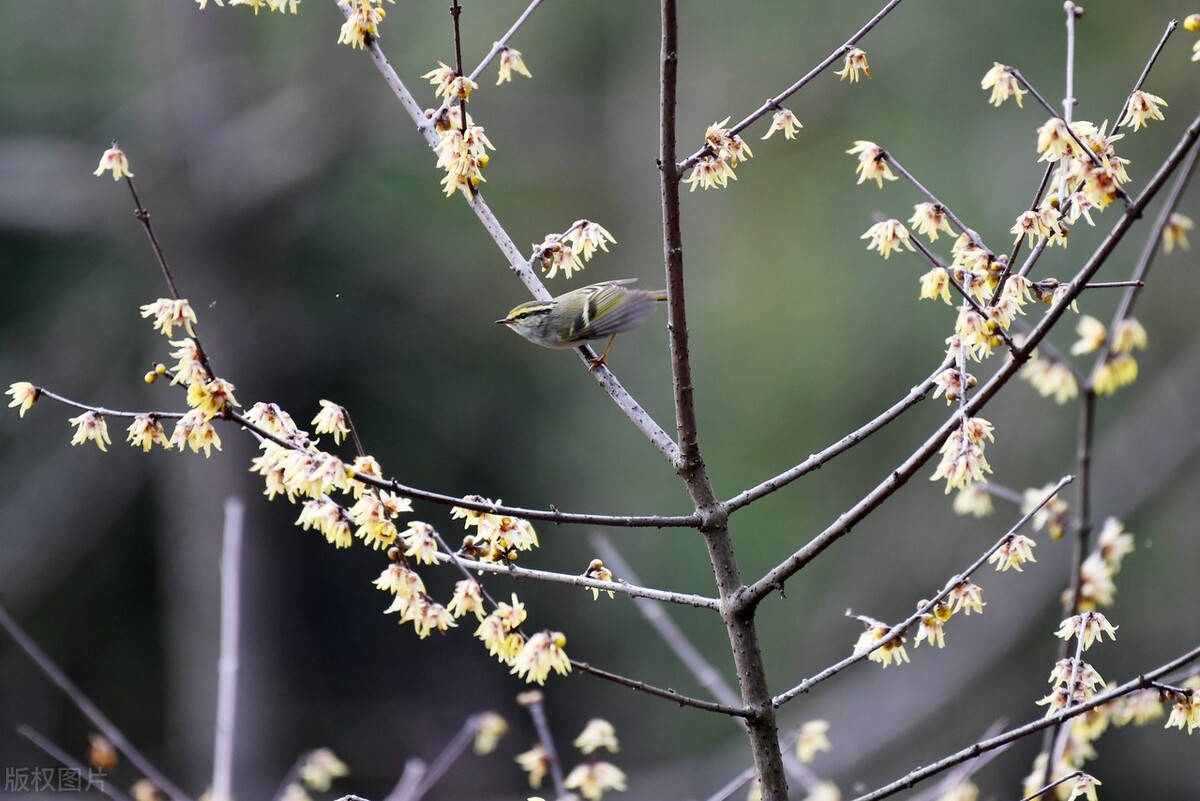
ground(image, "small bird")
xmin=496 ymin=279 xmax=668 ymax=370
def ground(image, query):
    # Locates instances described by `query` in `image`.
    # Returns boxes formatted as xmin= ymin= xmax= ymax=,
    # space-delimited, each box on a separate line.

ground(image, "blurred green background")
xmin=1 ymin=1 xmax=1198 ymax=798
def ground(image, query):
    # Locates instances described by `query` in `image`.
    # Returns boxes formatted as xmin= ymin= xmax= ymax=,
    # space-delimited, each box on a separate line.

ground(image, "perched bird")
xmin=496 ymin=279 xmax=667 ymax=370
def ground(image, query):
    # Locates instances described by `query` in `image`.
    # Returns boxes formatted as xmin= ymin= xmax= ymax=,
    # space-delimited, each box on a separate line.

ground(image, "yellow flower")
xmin=6 ymin=382 xmax=39 ymax=417
xmin=312 ymin=399 xmax=350 ymax=444
xmin=1112 ymin=318 xmax=1147 ymax=353
xmin=1120 ymin=89 xmax=1168 ymax=131
xmin=795 ymin=720 xmax=831 ymax=763
xmin=952 ymin=485 xmax=993 ymax=518
xmin=187 ymin=377 xmax=239 ymax=419
xmin=947 ymin=580 xmax=985 ymax=615
xmin=1162 ymin=212 xmax=1193 ymax=253
xmin=1055 ymin=611 xmax=1118 ymax=650
xmin=515 ymin=745 xmax=549 ymax=788
xmin=141 ymin=298 xmax=198 ymax=338
xmin=846 ymin=140 xmax=896 ymax=188
xmin=918 ymin=268 xmax=952 ymax=304
xmin=564 ymin=762 xmax=627 ymax=801
xmin=1070 ymin=315 xmax=1107 ymax=355
xmin=69 ymin=411 xmax=111 ymax=452
xmin=472 ymin=712 xmax=508 ymax=754
xmin=861 ymin=219 xmax=914 ymax=260
xmin=909 ymin=203 xmax=954 ymax=242
xmin=804 ymin=781 xmax=841 ymax=801
xmin=400 ymin=521 xmax=440 ymax=565
xmin=126 ymin=415 xmax=170 ymax=452
xmin=583 ymin=558 xmax=615 ymax=600
xmin=337 ymin=0 xmax=387 ymax=49
xmin=1020 ymin=352 xmax=1079 ymax=404
xmin=94 ymin=144 xmax=133 ymax=180
xmin=511 ymin=630 xmax=571 ymax=684
xmin=835 ymin=48 xmax=870 ymax=82
xmin=761 ymin=108 xmax=802 ymax=140
xmin=406 ymin=597 xmax=457 ymax=638
xmin=564 ymin=220 xmax=617 ymax=262
xmin=980 ymin=62 xmax=1025 ymax=107
xmin=170 ymin=408 xmax=222 ymax=457
xmin=988 ymin=534 xmax=1037 ymax=572
xmin=497 ymin=47 xmax=532 ymax=84
xmin=1093 ymin=352 xmax=1138 ymax=395
xmin=1165 ymin=695 xmax=1200 ymax=734
xmin=298 ymin=749 xmax=348 ymax=793
xmin=447 ymin=579 xmax=486 ymax=621
xmin=574 ymin=719 xmax=620 ymax=755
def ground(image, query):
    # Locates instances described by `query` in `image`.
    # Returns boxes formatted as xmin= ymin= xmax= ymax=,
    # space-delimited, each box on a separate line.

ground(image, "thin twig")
xmin=465 ymin=0 xmax=547 ymax=84
xmin=1110 ymin=20 xmax=1179 ymax=132
xmin=523 ymin=693 xmax=568 ymax=800
xmin=990 ymin=164 xmax=1054 ymax=305
xmin=211 ymin=497 xmax=245 ymax=801
xmin=433 ymin=550 xmax=721 ymax=610
xmin=35 ymin=387 xmax=186 ymax=420
xmin=409 ymin=717 xmax=477 ymax=800
xmin=1020 ymin=770 xmax=1083 ymax=801
xmin=0 ymin=604 xmax=191 ymax=801
xmin=16 ymin=725 xmax=135 ymax=801
xmin=883 ymin=152 xmax=983 ymax=252
xmin=571 ymin=658 xmax=749 ymax=717
xmin=723 ymin=361 xmax=946 ymax=513
xmin=660 ymin=1 xmax=785 ymax=796
xmin=849 ymin=642 xmax=1200 ymax=801
xmin=383 ymin=758 xmax=426 ymax=801
xmin=122 ymin=174 xmax=217 ymax=380
xmin=234 ymin=410 xmax=696 ymax=528
xmin=677 ymin=0 xmax=907 ymax=172
xmin=771 ymin=476 xmax=1072 ymax=707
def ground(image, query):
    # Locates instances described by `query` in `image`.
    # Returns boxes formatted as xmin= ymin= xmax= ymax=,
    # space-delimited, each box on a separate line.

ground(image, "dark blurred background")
xmin=1 ymin=1 xmax=1198 ymax=798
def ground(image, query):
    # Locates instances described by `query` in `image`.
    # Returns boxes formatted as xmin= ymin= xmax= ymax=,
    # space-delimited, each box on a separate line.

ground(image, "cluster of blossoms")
xmin=531 ymin=220 xmax=617 ymax=280
xmin=420 ymin=62 xmax=495 ymax=199
xmin=852 ymin=575 xmax=987 ymax=670
xmin=930 ymin=416 xmax=994 ymax=493
xmin=1084 ymin=316 xmax=1147 ymax=396
xmin=336 ymin=0 xmax=392 ymax=49
xmin=244 ymin=405 xmax=556 ymax=657
xmin=684 ymin=117 xmax=754 ymax=191
xmin=451 ymin=496 xmax=540 ymax=563
xmin=518 ymin=709 xmax=626 ymax=800
xmin=1025 ymin=612 xmax=1119 ymax=799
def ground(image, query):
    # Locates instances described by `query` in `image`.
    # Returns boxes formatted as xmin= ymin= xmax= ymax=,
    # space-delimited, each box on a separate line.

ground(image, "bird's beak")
xmin=495 ymin=318 xmax=511 ymax=325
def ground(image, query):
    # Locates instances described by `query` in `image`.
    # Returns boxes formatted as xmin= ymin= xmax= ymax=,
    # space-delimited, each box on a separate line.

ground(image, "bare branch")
xmin=211 ymin=497 xmax=245 ymax=801
xmin=0 ymin=604 xmax=191 ymax=801
xmin=724 ymin=361 xmax=945 ymax=513
xmin=434 ymin=549 xmax=721 ymax=610
xmin=16 ymin=725 xmax=135 ymax=801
